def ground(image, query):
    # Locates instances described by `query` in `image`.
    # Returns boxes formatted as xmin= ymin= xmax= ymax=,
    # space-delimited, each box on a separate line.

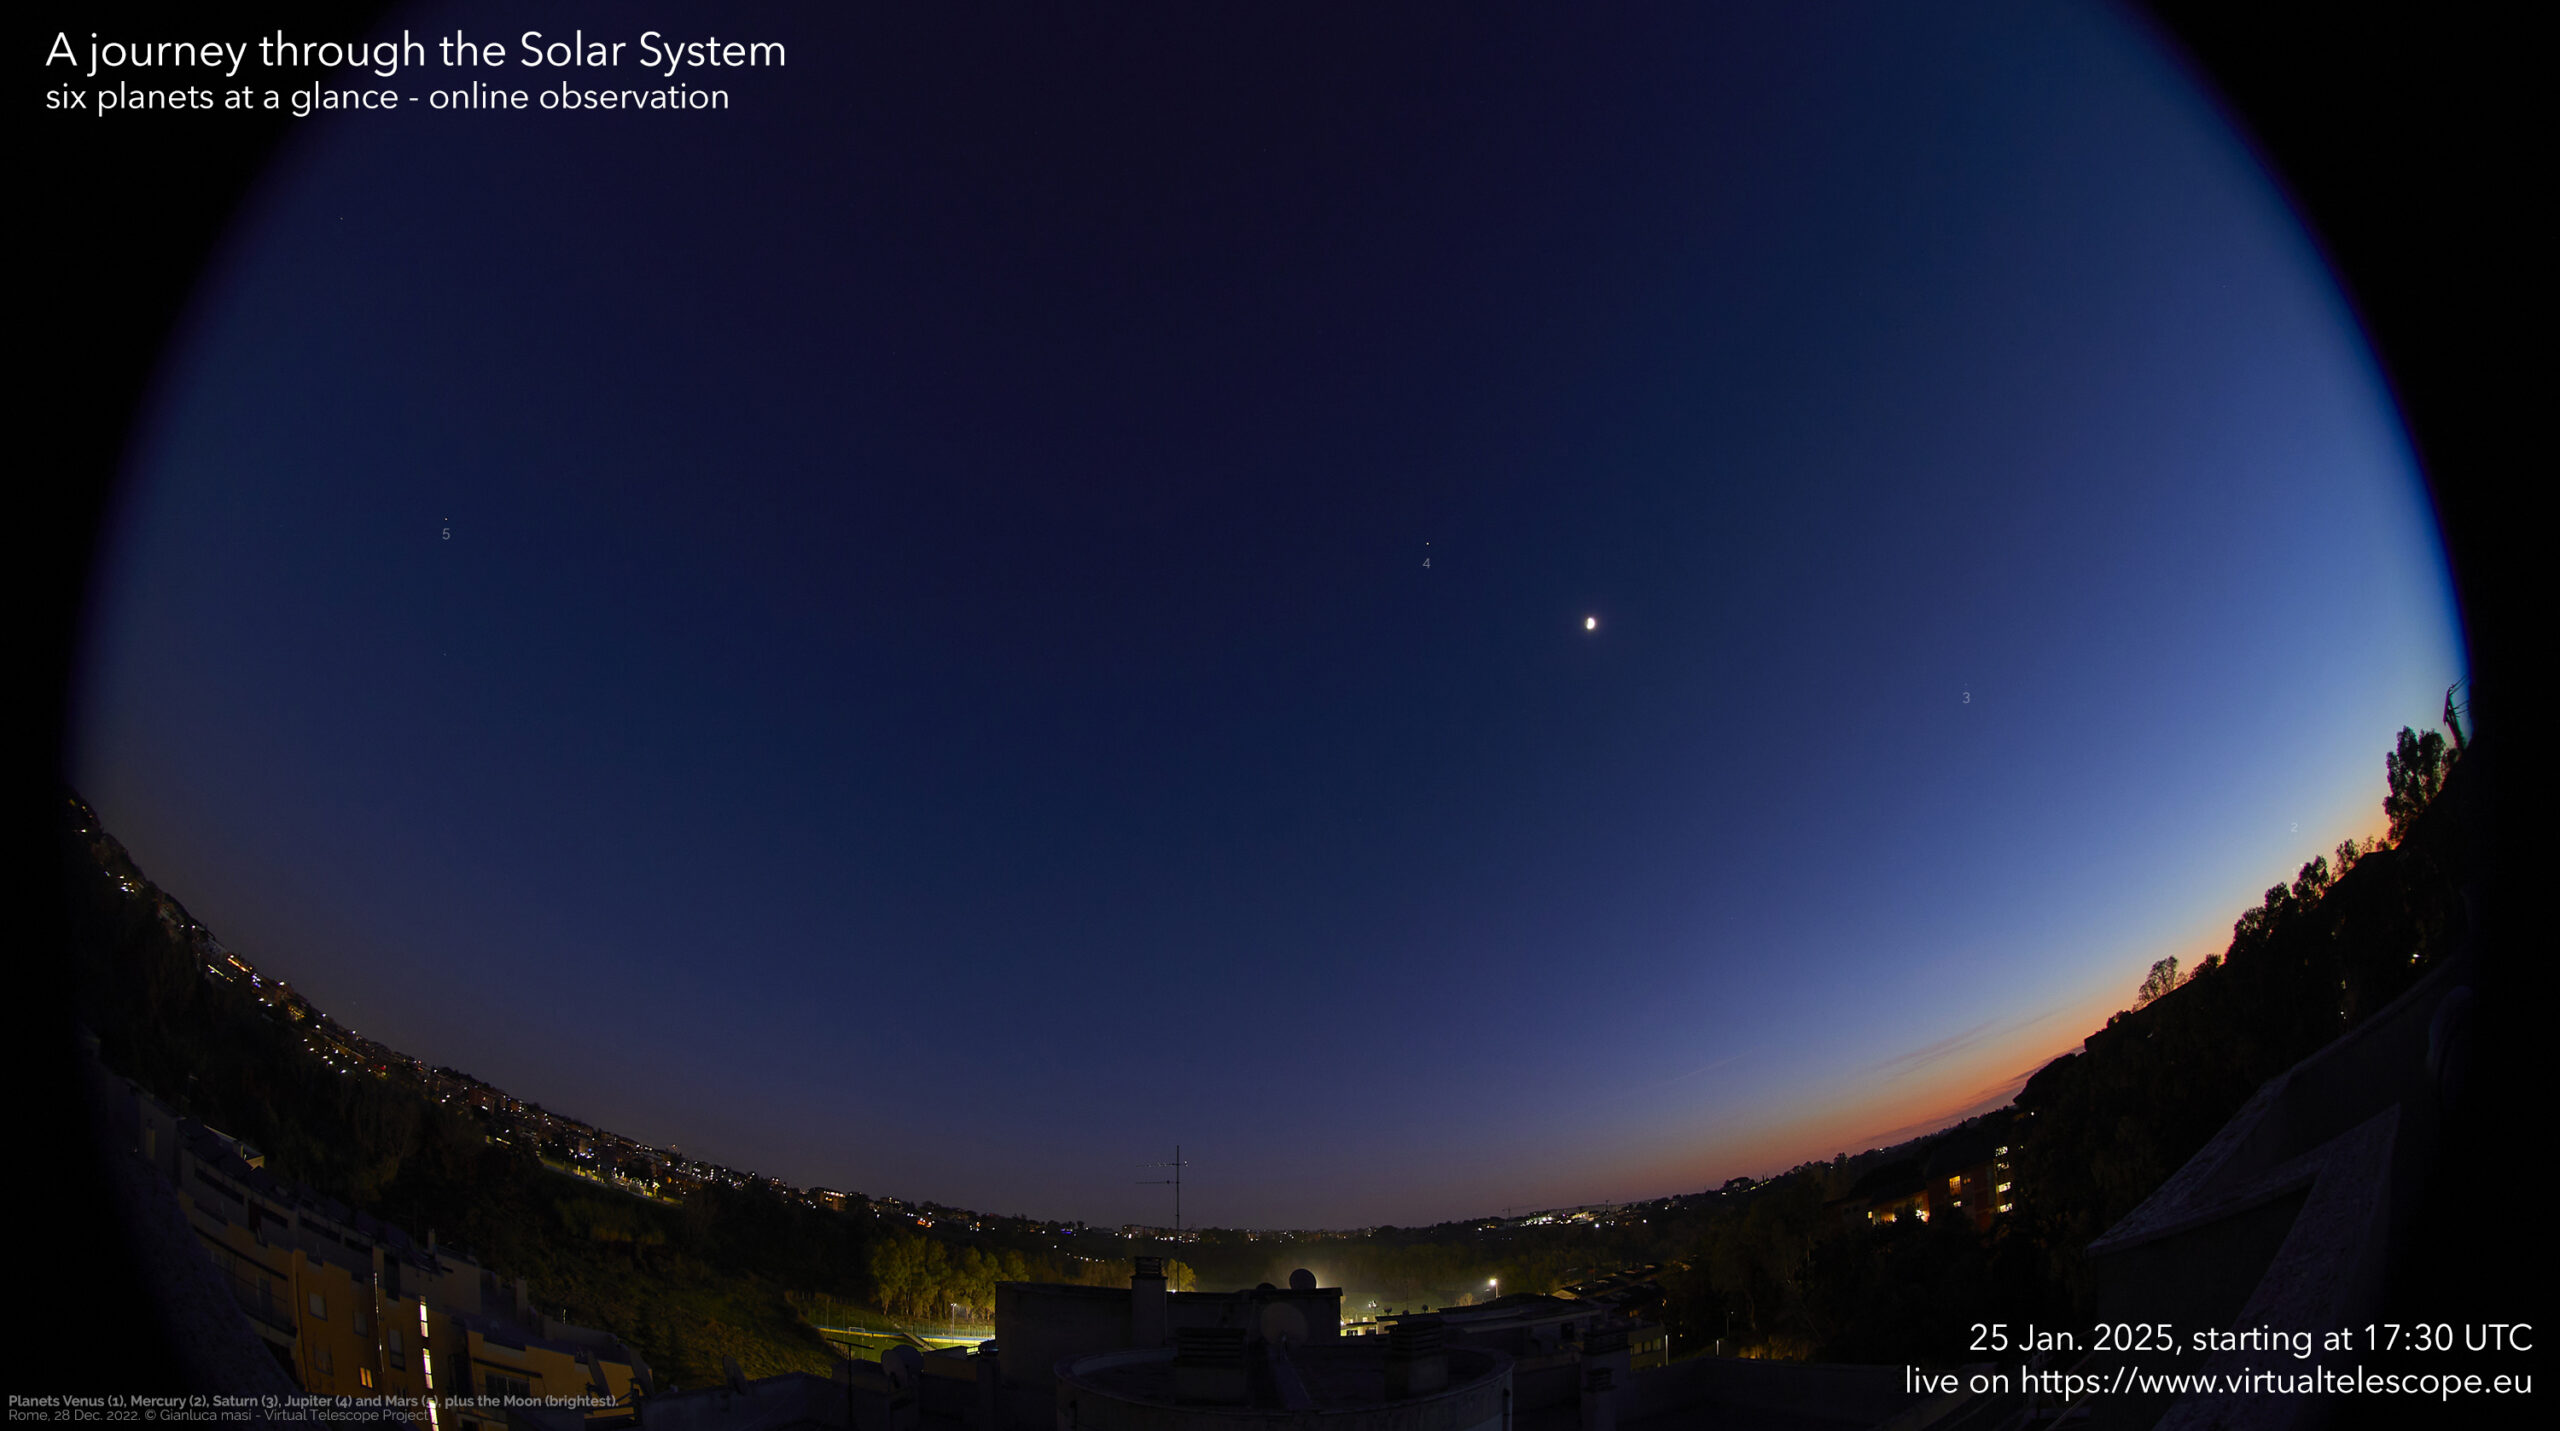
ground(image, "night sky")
xmin=72 ymin=0 xmax=2462 ymax=1228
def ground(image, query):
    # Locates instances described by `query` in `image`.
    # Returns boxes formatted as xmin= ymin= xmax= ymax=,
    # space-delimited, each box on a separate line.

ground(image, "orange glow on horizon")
xmin=1623 ymin=908 xmax=2294 ymax=1195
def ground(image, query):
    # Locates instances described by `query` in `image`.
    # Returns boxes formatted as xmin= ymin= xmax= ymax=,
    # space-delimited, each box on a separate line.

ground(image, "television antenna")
xmin=1139 ymin=1144 xmax=1188 ymax=1236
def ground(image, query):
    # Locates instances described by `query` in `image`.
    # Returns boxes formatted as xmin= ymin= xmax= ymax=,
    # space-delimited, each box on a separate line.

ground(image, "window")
xmin=309 ymin=1292 xmax=328 ymax=1320
xmin=485 ymin=1373 xmax=532 ymax=1399
xmin=356 ymin=1309 xmax=372 ymax=1337
xmin=359 ymin=1367 xmax=374 ymax=1390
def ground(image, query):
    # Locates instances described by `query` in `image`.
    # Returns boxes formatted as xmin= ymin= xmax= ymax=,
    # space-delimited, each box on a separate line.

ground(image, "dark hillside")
xmin=1660 ymin=721 xmax=2477 ymax=1360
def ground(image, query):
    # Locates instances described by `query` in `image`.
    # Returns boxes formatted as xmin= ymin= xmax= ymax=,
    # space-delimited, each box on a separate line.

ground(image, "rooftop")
xmin=1064 ymin=1342 xmax=1508 ymax=1414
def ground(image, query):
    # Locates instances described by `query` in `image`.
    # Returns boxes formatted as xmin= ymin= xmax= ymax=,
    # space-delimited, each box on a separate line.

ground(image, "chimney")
xmin=1384 ymin=1317 xmax=1448 ymax=1398
xmin=1130 ymin=1257 xmax=1169 ymax=1347
xmin=1579 ymin=1364 xmax=1617 ymax=1431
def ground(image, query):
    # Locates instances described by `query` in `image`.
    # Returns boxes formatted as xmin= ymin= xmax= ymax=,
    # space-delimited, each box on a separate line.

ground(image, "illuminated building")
xmin=94 ymin=1060 xmax=649 ymax=1428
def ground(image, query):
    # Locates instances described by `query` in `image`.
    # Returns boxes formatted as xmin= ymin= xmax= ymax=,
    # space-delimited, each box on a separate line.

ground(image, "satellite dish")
xmin=1288 ymin=1269 xmax=1316 ymax=1291
xmin=879 ymin=1345 xmax=921 ymax=1391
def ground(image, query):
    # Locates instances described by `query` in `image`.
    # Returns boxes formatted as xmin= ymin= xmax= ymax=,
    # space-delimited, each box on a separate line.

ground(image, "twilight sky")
xmin=72 ymin=0 xmax=2463 ymax=1229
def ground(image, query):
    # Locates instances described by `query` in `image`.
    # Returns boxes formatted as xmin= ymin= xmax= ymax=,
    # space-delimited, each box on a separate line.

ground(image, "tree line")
xmin=862 ymin=1239 xmax=1198 ymax=1322
xmin=1648 ymin=712 xmax=2475 ymax=1363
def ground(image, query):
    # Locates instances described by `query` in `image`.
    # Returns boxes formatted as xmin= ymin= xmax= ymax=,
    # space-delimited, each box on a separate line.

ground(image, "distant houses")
xmin=90 ymin=1040 xmax=652 ymax=1429
xmin=1826 ymin=1115 xmax=2018 ymax=1232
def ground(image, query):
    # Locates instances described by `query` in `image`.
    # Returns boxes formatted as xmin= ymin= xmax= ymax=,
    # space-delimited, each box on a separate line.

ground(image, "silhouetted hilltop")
xmin=2010 ymin=722 xmax=2475 ymax=1310
xmin=1651 ymin=716 xmax=2478 ymax=1362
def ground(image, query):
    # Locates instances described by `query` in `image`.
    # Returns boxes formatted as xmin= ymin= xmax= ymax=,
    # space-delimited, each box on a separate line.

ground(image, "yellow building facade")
xmin=115 ymin=1075 xmax=648 ymax=1429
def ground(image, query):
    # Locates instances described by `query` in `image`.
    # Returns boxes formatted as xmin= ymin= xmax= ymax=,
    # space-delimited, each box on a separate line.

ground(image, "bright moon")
xmin=1584 ymin=616 xmax=1598 ymax=631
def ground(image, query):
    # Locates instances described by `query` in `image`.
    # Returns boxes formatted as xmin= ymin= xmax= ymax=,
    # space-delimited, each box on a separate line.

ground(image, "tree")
xmin=2135 ymin=957 xmax=2179 ymax=1007
xmin=869 ymin=1235 xmax=950 ymax=1318
xmin=2384 ymin=725 xmax=2451 ymax=844
xmin=2289 ymin=856 xmax=2331 ymax=905
xmin=951 ymin=1247 xmax=998 ymax=1318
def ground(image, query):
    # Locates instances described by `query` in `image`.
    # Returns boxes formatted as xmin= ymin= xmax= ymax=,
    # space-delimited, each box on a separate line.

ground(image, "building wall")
xmin=1610 ymin=1354 xmax=1921 ymax=1427
xmin=996 ymin=1279 xmax=1351 ymax=1395
xmin=100 ymin=1070 xmax=645 ymax=1429
xmin=1925 ymin=1161 xmax=2006 ymax=1232
xmin=630 ymin=1373 xmax=852 ymax=1431
xmin=1168 ymin=1288 xmax=1342 ymax=1343
xmin=994 ymin=1283 xmax=1132 ymax=1390
xmin=452 ymin=1320 xmax=617 ymax=1431
xmin=1054 ymin=1345 xmax=1512 ymax=1431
